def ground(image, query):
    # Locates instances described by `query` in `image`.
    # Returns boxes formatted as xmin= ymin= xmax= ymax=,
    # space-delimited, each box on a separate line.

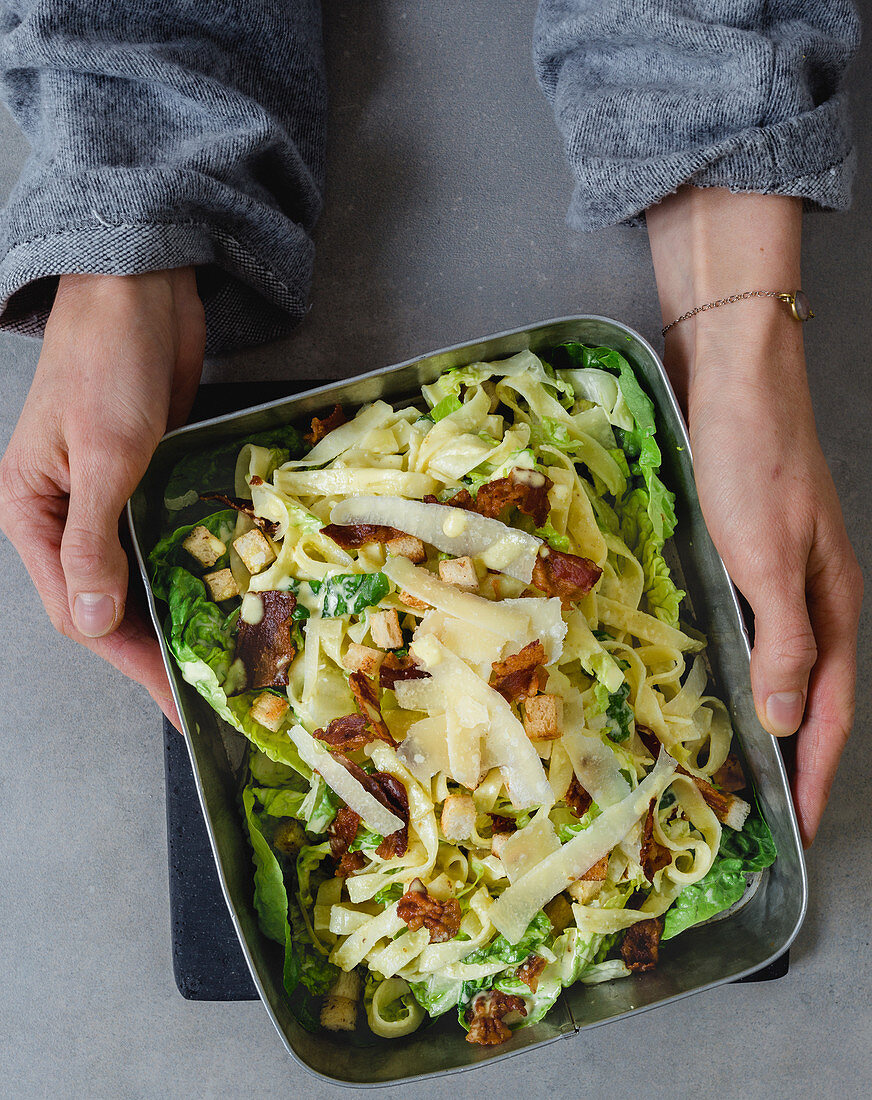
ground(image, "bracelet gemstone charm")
xmin=661 ymin=289 xmax=814 ymax=336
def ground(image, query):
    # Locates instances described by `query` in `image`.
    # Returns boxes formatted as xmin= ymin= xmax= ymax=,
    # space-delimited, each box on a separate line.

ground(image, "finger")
xmin=791 ymin=554 xmax=863 ymax=846
xmin=747 ymin=565 xmax=818 ymax=738
xmin=60 ymin=442 xmax=148 ymax=639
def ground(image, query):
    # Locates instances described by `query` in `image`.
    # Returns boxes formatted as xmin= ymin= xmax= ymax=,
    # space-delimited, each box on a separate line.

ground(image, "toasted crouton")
xmin=369 ymin=608 xmax=403 ymax=649
xmin=248 ymin=691 xmax=290 ymax=732
xmin=272 ymin=819 xmax=307 ymax=858
xmin=182 ymin=525 xmax=226 ymax=568
xmin=544 ymin=893 xmax=573 ymax=935
xmin=690 ymin=772 xmax=751 ymax=831
xmin=386 ymin=533 xmax=427 ymax=564
xmin=203 ymin=568 xmax=240 ymax=602
xmin=491 ymin=832 xmax=513 ymax=860
xmin=343 ymin=642 xmax=385 ymax=678
xmin=523 ymin=694 xmax=563 ymax=741
xmin=438 ymin=555 xmax=478 ymax=591
xmin=233 ymin=527 xmax=276 ymax=575
xmin=441 ymin=794 xmax=477 ymax=842
xmin=398 ymin=590 xmax=429 ymax=611
xmin=568 ymin=879 xmax=604 ymax=905
xmin=320 ymin=970 xmax=360 ymax=1032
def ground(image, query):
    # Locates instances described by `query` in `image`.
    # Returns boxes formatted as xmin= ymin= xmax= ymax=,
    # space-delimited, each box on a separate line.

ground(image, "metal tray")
xmin=127 ymin=316 xmax=807 ymax=1086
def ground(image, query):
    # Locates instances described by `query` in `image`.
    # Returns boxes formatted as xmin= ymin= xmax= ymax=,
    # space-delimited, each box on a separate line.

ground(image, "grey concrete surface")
xmin=0 ymin=4 xmax=869 ymax=1099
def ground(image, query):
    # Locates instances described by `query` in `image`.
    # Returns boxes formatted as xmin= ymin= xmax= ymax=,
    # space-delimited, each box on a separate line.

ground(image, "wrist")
xmin=54 ymin=268 xmax=200 ymax=318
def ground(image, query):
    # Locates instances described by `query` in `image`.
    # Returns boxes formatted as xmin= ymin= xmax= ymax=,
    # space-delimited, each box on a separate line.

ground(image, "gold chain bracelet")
xmin=661 ymin=289 xmax=813 ymax=337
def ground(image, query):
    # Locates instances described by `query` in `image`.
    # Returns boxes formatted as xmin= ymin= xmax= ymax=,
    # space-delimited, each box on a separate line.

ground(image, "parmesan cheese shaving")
xmin=331 ymin=496 xmax=541 ymax=581
xmin=288 ymin=725 xmax=404 ymax=835
xmin=384 ymin=558 xmax=532 ymax=639
xmin=489 ymin=752 xmax=677 ymax=943
xmin=561 ymin=726 xmax=631 ymax=808
xmin=499 ymin=810 xmax=561 ymax=883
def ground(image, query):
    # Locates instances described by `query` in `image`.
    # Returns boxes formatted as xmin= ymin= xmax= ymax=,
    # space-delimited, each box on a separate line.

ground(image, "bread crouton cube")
xmin=343 ymin=642 xmax=384 ymax=678
xmin=568 ymin=878 xmax=604 ymax=905
xmin=248 ymin=690 xmax=290 ymax=732
xmin=182 ymin=525 xmax=226 ymax=568
xmin=233 ymin=527 xmax=276 ymax=575
xmin=438 ymin=555 xmax=478 ymax=591
xmin=544 ymin=893 xmax=573 ymax=934
xmin=398 ymin=590 xmax=429 ymax=611
xmin=320 ymin=971 xmax=360 ymax=1032
xmin=491 ymin=832 xmax=513 ymax=860
xmin=386 ymin=533 xmax=426 ymax=564
xmin=523 ymin=693 xmax=563 ymax=741
xmin=203 ymin=568 xmax=240 ymax=602
xmin=369 ymin=608 xmax=403 ymax=649
xmin=440 ymin=793 xmax=477 ymax=842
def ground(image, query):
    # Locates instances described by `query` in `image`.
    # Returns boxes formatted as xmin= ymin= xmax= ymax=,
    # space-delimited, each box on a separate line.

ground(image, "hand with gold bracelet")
xmin=647 ymin=186 xmax=863 ymax=846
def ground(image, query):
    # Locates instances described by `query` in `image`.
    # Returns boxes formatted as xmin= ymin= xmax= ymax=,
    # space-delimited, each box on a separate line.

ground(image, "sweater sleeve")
xmin=0 ymin=0 xmax=325 ymax=353
xmin=533 ymin=0 xmax=861 ymax=231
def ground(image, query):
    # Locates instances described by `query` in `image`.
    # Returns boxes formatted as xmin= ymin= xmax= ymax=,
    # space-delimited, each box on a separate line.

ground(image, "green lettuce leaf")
xmin=431 ymin=394 xmax=463 ymax=421
xmin=662 ymin=814 xmax=777 ymax=941
xmin=163 ymin=426 xmax=303 ymax=512
xmin=309 ymin=572 xmax=391 ymax=617
xmin=619 ymin=486 xmax=685 ymax=627
xmin=594 ymin=681 xmax=634 ymax=743
xmin=555 ymin=343 xmax=676 ymax=540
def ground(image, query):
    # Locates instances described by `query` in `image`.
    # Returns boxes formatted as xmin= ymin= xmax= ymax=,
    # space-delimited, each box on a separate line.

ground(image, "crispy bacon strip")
xmin=305 ymin=403 xmax=346 ymax=446
xmin=712 ymin=753 xmax=747 ymax=793
xmin=397 ymin=883 xmax=462 ymax=944
xmin=489 ymin=641 xmax=548 ymax=703
xmin=473 ymin=468 xmax=553 ymax=528
xmin=232 ymin=590 xmax=297 ymax=691
xmin=330 ymin=753 xmax=410 ymax=858
xmin=379 ymin=652 xmax=430 ymax=690
xmin=348 ymin=672 xmax=396 ymax=744
xmin=328 ymin=806 xmax=360 ymax=858
xmin=198 ymin=492 xmax=279 ymax=539
xmin=620 ymin=917 xmax=663 ymax=973
xmin=487 ymin=813 xmax=517 ymax=834
xmin=466 ymin=990 xmax=527 ymax=1046
xmin=517 ymin=955 xmax=547 ymax=993
xmin=640 ymin=799 xmax=672 ymax=880
xmin=564 ymin=776 xmax=593 ymax=819
xmin=321 ymin=522 xmax=403 ymax=550
xmin=328 ymin=807 xmax=366 ymax=878
xmin=315 ymin=714 xmax=373 ymax=752
xmin=532 ymin=547 xmax=602 ymax=600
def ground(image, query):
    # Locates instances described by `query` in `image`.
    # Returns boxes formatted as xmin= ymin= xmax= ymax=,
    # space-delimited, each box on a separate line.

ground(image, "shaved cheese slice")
xmin=397 ymin=716 xmax=450 ymax=781
xmin=384 ymin=558 xmax=531 ymax=640
xmin=489 ymin=752 xmax=677 ymax=943
xmin=409 ymin=635 xmax=553 ymax=809
xmin=446 ymin=693 xmax=485 ymax=789
xmin=561 ymin=726 xmax=631 ymax=808
xmin=275 ymin=469 xmax=438 ymax=498
xmin=499 ymin=811 xmax=560 ymax=883
xmin=597 ymin=595 xmax=703 ymax=652
xmin=501 ymin=597 xmax=567 ymax=665
xmin=331 ymin=496 xmax=541 ymax=581
xmin=414 ymin=610 xmax=505 ymax=673
xmin=288 ymin=725 xmax=403 ymax=835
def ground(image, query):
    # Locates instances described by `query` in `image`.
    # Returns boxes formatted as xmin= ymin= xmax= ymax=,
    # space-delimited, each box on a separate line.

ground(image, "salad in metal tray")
xmin=149 ymin=343 xmax=775 ymax=1045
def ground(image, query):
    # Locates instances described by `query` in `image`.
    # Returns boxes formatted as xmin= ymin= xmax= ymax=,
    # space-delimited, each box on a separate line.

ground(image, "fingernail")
xmin=73 ymin=593 xmax=116 ymax=638
xmin=766 ymin=691 xmax=804 ymax=736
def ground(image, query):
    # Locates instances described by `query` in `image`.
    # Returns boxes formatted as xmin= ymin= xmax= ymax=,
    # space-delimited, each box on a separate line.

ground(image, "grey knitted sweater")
xmin=0 ymin=1 xmax=860 ymax=352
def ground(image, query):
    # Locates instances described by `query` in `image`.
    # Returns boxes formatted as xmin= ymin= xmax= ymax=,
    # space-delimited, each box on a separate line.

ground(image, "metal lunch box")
xmin=127 ymin=316 xmax=807 ymax=1086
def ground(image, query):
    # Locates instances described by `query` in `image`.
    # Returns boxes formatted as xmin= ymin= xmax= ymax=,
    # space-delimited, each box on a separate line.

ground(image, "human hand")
xmin=647 ymin=186 xmax=863 ymax=846
xmin=680 ymin=316 xmax=862 ymax=846
xmin=0 ymin=269 xmax=205 ymax=724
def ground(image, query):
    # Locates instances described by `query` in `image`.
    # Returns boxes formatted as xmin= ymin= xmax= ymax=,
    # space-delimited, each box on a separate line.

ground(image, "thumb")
xmin=748 ymin=571 xmax=818 ymax=738
xmin=60 ymin=454 xmax=140 ymax=639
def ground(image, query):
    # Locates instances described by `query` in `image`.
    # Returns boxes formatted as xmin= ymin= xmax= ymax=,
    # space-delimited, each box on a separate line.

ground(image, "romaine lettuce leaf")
xmin=662 ymin=814 xmax=777 ymax=941
xmin=163 ymin=426 xmax=302 ymax=512
xmin=309 ymin=572 xmax=391 ymax=617
xmin=620 ymin=486 xmax=685 ymax=627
